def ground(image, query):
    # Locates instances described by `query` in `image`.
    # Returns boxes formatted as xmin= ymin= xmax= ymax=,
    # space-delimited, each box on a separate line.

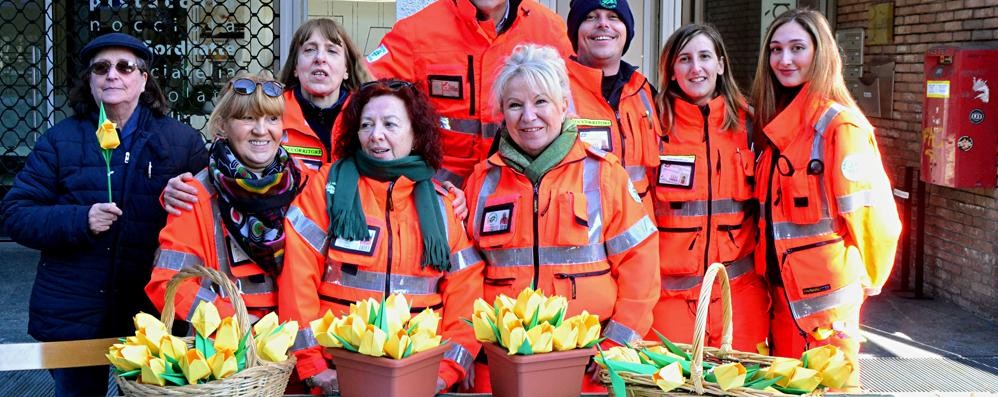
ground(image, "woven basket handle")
xmin=690 ymin=262 xmax=733 ymax=394
xmin=160 ymin=263 xmax=261 ymax=367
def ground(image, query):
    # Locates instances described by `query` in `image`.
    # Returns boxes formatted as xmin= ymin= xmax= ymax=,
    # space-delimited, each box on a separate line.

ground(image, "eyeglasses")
xmin=359 ymin=79 xmax=414 ymax=91
xmin=231 ymin=78 xmax=284 ymax=97
xmin=89 ymin=60 xmax=142 ymax=76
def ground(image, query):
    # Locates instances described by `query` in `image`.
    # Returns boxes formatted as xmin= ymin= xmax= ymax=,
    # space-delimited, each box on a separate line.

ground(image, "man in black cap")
xmin=566 ymin=0 xmax=663 ymax=214
xmin=2 ymin=32 xmax=207 ymax=396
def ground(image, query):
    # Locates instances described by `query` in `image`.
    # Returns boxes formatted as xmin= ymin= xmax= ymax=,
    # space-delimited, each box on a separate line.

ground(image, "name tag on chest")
xmin=658 ymin=155 xmax=696 ymax=188
xmin=481 ymin=203 xmax=513 ymax=236
xmin=331 ymin=226 xmax=381 ymax=256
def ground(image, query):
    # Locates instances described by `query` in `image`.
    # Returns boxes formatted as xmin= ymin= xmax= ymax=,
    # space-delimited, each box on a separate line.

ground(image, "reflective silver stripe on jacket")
xmin=323 ymin=261 xmax=441 ymax=296
xmin=195 ymin=169 xmax=213 ymax=195
xmin=434 ymin=168 xmax=465 ymax=188
xmin=789 ymin=281 xmax=863 ymax=320
xmin=442 ymin=117 xmax=500 ymax=140
xmin=656 ymin=198 xmax=748 ymax=218
xmin=582 ymin=157 xmax=604 ymax=244
xmin=837 ymin=189 xmax=876 ymax=214
xmin=624 ymin=165 xmax=646 ymax=184
xmin=603 ymin=320 xmax=643 ymax=347
xmin=154 ymin=249 xmax=203 ymax=272
xmin=450 ymin=247 xmax=484 ymax=272
xmin=443 ymin=343 xmax=474 ymax=376
xmin=482 ymin=243 xmax=607 ymax=268
xmin=287 ymin=205 xmax=329 ymax=253
xmin=472 ymin=166 xmax=502 ymax=241
xmin=186 ymin=287 xmax=218 ymax=321
xmin=605 ymin=216 xmax=655 ymax=256
xmin=637 ymin=90 xmax=654 ymax=120
xmin=662 ymin=256 xmax=754 ymax=291
xmin=773 ymin=218 xmax=835 ymax=240
xmin=291 ymin=327 xmax=319 ymax=352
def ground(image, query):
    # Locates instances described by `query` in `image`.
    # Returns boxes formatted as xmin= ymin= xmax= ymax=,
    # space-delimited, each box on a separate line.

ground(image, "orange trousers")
xmin=770 ymin=285 xmax=862 ymax=389
xmin=649 ymin=274 xmax=770 ymax=352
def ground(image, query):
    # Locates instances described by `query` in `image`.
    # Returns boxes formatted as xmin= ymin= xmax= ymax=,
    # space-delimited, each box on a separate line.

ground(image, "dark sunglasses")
xmin=231 ymin=78 xmax=284 ymax=97
xmin=359 ymin=79 xmax=414 ymax=91
xmin=89 ymin=60 xmax=142 ymax=76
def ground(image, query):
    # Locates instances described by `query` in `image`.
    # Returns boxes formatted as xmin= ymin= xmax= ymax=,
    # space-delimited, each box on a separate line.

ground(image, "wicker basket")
xmin=114 ymin=264 xmax=295 ymax=396
xmin=602 ymin=263 xmax=818 ymax=397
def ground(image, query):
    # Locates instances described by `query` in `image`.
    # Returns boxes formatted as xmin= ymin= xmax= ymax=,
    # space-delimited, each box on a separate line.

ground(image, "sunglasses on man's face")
xmin=359 ymin=79 xmax=414 ymax=91
xmin=231 ymin=78 xmax=284 ymax=97
xmin=89 ymin=60 xmax=142 ymax=76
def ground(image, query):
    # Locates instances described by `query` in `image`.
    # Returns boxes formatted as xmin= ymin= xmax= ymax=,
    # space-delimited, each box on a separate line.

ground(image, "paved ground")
xmin=0 ymin=242 xmax=995 ymax=396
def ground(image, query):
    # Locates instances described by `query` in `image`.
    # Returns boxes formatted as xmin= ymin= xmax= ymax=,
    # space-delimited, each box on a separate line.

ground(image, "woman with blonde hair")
xmin=650 ymin=23 xmax=769 ymax=353
xmin=751 ymin=8 xmax=900 ymax=388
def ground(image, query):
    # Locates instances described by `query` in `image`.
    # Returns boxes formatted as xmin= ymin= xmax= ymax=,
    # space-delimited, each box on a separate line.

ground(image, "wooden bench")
xmin=0 ymin=338 xmax=119 ymax=371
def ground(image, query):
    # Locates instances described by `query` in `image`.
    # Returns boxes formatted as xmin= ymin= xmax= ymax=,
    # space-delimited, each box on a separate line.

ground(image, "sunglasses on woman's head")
xmin=231 ymin=78 xmax=284 ymax=97
xmin=359 ymin=79 xmax=414 ymax=91
xmin=89 ymin=60 xmax=142 ymax=76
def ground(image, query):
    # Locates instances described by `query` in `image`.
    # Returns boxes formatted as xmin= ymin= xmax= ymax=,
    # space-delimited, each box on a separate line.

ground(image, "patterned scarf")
xmin=209 ymin=141 xmax=302 ymax=277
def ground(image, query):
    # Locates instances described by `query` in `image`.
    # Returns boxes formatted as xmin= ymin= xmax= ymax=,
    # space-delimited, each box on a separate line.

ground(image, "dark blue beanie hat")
xmin=80 ymin=33 xmax=154 ymax=64
xmin=567 ymin=0 xmax=635 ymax=55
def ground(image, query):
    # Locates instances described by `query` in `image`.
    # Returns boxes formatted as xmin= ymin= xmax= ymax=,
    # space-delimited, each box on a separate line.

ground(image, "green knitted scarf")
xmin=326 ymin=151 xmax=450 ymax=271
xmin=498 ymin=120 xmax=579 ymax=183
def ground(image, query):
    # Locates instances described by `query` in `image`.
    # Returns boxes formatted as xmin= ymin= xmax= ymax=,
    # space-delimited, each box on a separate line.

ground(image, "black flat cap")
xmin=80 ymin=33 xmax=154 ymax=63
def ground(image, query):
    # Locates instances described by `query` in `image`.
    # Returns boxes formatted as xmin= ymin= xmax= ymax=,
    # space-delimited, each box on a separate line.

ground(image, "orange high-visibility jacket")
xmin=464 ymin=139 xmax=660 ymax=347
xmin=652 ymin=96 xmax=757 ymax=284
xmin=648 ymin=96 xmax=768 ymax=351
xmin=281 ymin=90 xmax=347 ymax=174
xmin=755 ymin=90 xmax=901 ymax=338
xmin=279 ymin=164 xmax=485 ymax=387
xmin=567 ymin=59 xmax=661 ymax=208
xmin=146 ymin=169 xmax=277 ymax=322
xmin=366 ymin=0 xmax=573 ymax=187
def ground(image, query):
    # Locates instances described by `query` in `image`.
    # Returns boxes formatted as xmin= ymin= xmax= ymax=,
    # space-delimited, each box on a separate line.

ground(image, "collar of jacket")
xmin=281 ymin=89 xmax=316 ymax=139
xmin=569 ymin=57 xmax=642 ymax=99
xmin=673 ymin=95 xmax=727 ymax=135
xmin=455 ymin=0 xmax=523 ymax=36
xmin=486 ymin=133 xmax=588 ymax=173
xmin=762 ymin=83 xmax=828 ymax=151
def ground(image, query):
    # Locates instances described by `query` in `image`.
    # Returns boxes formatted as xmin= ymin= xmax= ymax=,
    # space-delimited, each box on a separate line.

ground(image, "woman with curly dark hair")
xmin=277 ymin=79 xmax=484 ymax=394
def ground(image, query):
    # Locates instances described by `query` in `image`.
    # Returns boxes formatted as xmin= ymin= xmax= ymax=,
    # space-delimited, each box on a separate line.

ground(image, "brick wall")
xmin=705 ymin=0 xmax=762 ymax=94
xmin=837 ymin=0 xmax=998 ymax=321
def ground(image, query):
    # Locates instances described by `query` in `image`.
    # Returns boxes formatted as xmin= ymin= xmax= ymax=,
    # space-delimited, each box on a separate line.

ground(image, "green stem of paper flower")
xmin=103 ymin=149 xmax=112 ymax=203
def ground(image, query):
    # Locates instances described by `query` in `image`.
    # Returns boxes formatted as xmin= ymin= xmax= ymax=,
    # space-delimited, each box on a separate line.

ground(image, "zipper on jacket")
xmin=531 ymin=182 xmax=540 ymax=290
xmin=780 ymin=283 xmax=810 ymax=349
xmin=718 ymin=223 xmax=742 ymax=246
xmin=616 ymin=110 xmax=626 ymax=166
xmin=484 ymin=276 xmax=515 ymax=286
xmin=780 ymin=237 xmax=844 ymax=265
xmin=467 ymin=55 xmax=476 ymax=116
xmin=554 ymin=268 xmax=611 ymax=299
xmin=383 ymin=180 xmax=396 ymax=297
xmin=701 ymin=105 xmax=714 ymax=273
xmin=657 ymin=226 xmax=702 ymax=250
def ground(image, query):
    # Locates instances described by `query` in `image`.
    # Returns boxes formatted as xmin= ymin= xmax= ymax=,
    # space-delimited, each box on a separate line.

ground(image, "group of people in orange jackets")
xmin=145 ymin=0 xmax=901 ymax=394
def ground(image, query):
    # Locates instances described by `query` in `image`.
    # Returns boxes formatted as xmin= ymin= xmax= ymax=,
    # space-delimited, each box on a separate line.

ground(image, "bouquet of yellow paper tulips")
xmin=469 ymin=288 xmax=601 ymax=355
xmin=596 ymin=337 xmax=852 ymax=396
xmin=111 ymin=264 xmax=296 ymax=397
xmin=312 ymin=294 xmax=444 ymax=359
xmin=108 ymin=302 xmax=297 ymax=387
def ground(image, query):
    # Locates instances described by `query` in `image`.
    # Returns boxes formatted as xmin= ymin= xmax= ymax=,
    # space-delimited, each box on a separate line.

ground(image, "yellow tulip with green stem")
xmin=95 ymin=101 xmax=120 ymax=203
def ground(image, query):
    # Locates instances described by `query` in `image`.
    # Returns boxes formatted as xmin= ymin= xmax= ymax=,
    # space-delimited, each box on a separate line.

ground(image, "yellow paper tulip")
xmin=643 ymin=345 xmax=684 ymax=360
xmin=190 ymin=301 xmax=221 ymax=338
xmin=134 ymin=312 xmax=167 ymax=335
xmin=408 ymin=308 xmax=440 ymax=335
xmin=257 ymin=320 xmax=298 ymax=362
xmin=552 ymin=322 xmax=578 ymax=351
xmin=209 ymin=349 xmax=238 ymax=379
xmin=785 ymin=367 xmax=822 ymax=392
xmin=384 ymin=294 xmax=412 ymax=334
xmin=506 ymin=326 xmax=528 ymax=355
xmin=346 ymin=314 xmax=367 ymax=346
xmin=159 ymin=335 xmax=188 ymax=360
xmin=538 ymin=296 xmax=566 ymax=323
xmin=819 ymin=358 xmax=854 ymax=389
xmin=498 ymin=308 xmax=521 ymax=347
xmin=767 ymin=357 xmax=803 ymax=386
xmin=494 ymin=294 xmax=516 ymax=314
xmin=107 ymin=343 xmax=146 ymax=371
xmin=385 ymin=330 xmax=412 ymax=360
xmin=351 ymin=298 xmax=380 ymax=324
xmin=653 ymin=362 xmax=685 ymax=392
xmin=179 ymin=349 xmax=211 ymax=385
xmin=603 ymin=346 xmax=641 ymax=363
xmin=358 ymin=325 xmax=387 ymax=357
xmin=713 ymin=362 xmax=747 ymax=390
xmin=410 ymin=329 xmax=442 ymax=354
xmin=214 ymin=317 xmax=239 ymax=352
xmin=253 ymin=312 xmax=279 ymax=338
xmin=473 ymin=298 xmax=495 ymax=322
xmin=97 ymin=119 xmax=120 ymax=150
xmin=812 ymin=327 xmax=835 ymax=341
xmin=140 ymin=357 xmax=167 ymax=386
xmin=572 ymin=311 xmax=601 ymax=347
xmin=526 ymin=323 xmax=554 ymax=353
xmin=473 ymin=312 xmax=498 ymax=343
xmin=513 ymin=288 xmax=544 ymax=321
xmin=313 ymin=313 xmax=344 ymax=348
xmin=804 ymin=344 xmax=843 ymax=371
